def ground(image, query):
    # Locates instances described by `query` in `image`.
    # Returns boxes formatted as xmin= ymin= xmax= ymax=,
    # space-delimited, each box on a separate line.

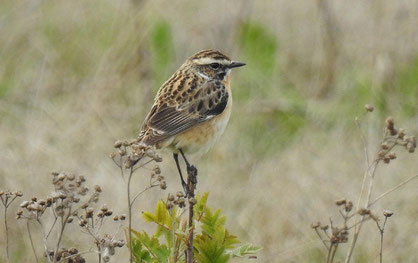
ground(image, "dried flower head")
xmin=335 ymin=199 xmax=346 ymax=206
xmin=383 ymin=210 xmax=394 ymax=217
xmin=364 ymin=104 xmax=374 ymax=112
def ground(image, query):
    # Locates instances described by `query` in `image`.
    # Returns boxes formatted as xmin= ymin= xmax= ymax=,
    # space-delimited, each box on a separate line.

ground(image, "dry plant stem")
xmin=327 ymin=244 xmax=338 ymax=263
xmin=3 ymin=203 xmax=10 ymax=262
xmin=345 ymin=157 xmax=381 ymax=262
xmin=186 ymin=167 xmax=197 ymax=263
xmin=376 ymin=217 xmax=388 ymax=263
xmin=369 ymin=174 xmax=418 ymax=207
xmin=1 ymin=194 xmax=18 ymax=262
xmin=54 ymin=209 xmax=72 ymax=263
xmin=314 ymin=228 xmax=330 ymax=250
xmin=125 ymin=159 xmax=158 ymax=263
xmin=38 ymin=219 xmax=52 ymax=262
xmin=27 ymin=220 xmax=40 ymax=263
xmin=127 ymin=167 xmax=134 ymax=263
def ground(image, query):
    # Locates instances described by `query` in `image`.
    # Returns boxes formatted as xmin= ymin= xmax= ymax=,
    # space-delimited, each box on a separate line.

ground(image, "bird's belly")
xmin=168 ymin=104 xmax=231 ymax=155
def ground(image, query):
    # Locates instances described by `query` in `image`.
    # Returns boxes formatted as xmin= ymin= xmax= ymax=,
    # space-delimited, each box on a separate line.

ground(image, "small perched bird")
xmin=138 ymin=49 xmax=245 ymax=194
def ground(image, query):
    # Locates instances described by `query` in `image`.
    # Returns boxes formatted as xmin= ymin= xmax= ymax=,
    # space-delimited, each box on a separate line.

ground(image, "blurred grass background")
xmin=0 ymin=0 xmax=417 ymax=262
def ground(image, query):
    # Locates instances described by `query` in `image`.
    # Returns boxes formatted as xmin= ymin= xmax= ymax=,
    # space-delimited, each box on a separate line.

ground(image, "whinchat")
xmin=138 ymin=49 xmax=245 ymax=194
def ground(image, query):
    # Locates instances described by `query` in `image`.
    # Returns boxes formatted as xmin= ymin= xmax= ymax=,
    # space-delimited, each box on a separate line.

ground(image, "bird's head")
xmin=185 ymin=49 xmax=245 ymax=81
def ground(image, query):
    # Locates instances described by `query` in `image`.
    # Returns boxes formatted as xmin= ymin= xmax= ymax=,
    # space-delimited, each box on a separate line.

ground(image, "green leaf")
xmin=226 ymin=244 xmax=262 ymax=258
xmin=142 ymin=211 xmax=156 ymax=223
xmin=131 ymin=239 xmax=152 ymax=262
xmin=194 ymin=192 xmax=209 ymax=220
xmin=131 ymin=231 xmax=170 ymax=262
xmin=155 ymin=200 xmax=170 ymax=225
xmin=223 ymin=230 xmax=240 ymax=249
xmin=201 ymin=208 xmax=226 ymax=237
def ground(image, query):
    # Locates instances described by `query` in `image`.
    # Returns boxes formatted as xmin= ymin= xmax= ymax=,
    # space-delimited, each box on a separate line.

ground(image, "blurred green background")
xmin=0 ymin=0 xmax=417 ymax=262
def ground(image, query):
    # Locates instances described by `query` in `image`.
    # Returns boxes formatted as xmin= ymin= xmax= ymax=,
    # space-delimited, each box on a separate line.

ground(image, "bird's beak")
xmin=228 ymin=61 xmax=246 ymax=68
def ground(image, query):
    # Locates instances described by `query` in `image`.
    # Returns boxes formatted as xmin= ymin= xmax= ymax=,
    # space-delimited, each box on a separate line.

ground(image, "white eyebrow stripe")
xmin=193 ymin=57 xmax=229 ymax=65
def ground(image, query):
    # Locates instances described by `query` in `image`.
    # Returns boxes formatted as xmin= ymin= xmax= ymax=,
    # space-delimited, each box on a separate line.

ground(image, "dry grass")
xmin=1 ymin=0 xmax=418 ymax=262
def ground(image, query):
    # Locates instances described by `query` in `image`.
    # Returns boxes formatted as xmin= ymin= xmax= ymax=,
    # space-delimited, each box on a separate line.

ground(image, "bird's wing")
xmin=139 ymin=80 xmax=229 ymax=145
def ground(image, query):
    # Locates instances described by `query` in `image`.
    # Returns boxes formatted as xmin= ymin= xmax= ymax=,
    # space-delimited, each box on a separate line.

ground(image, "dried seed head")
xmin=110 ymin=152 xmax=117 ymax=159
xmin=20 ymin=201 xmax=30 ymax=208
xmin=381 ymin=143 xmax=389 ymax=150
xmin=86 ymin=208 xmax=94 ymax=218
xmin=55 ymin=205 xmax=65 ymax=217
xmin=100 ymin=205 xmax=108 ymax=212
xmin=311 ymin=222 xmax=320 ymax=229
xmin=177 ymin=197 xmax=185 ymax=208
xmin=57 ymin=174 xmax=66 ymax=181
xmin=119 ymin=214 xmax=126 ymax=220
xmin=51 ymin=172 xmax=59 ymax=176
xmin=97 ymin=211 xmax=104 ymax=218
xmin=156 ymin=175 xmax=164 ymax=182
xmin=78 ymin=187 xmax=89 ymax=196
xmin=397 ymin=128 xmax=405 ymax=139
xmin=118 ymin=149 xmax=126 ymax=156
xmin=388 ymin=152 xmax=397 ymax=160
xmin=166 ymin=203 xmax=173 ymax=210
xmin=335 ymin=199 xmax=346 ymax=206
xmin=153 ymin=166 xmax=161 ymax=174
xmin=27 ymin=204 xmax=37 ymax=211
xmin=79 ymin=219 xmax=87 ymax=227
xmin=189 ymin=198 xmax=197 ymax=205
xmin=385 ymin=117 xmax=394 ymax=129
xmin=176 ymin=191 xmax=184 ymax=198
xmin=113 ymin=216 xmax=119 ymax=221
xmin=345 ymin=201 xmax=353 ymax=212
xmin=104 ymin=210 xmax=113 ymax=217
xmin=113 ymin=240 xmax=125 ymax=248
xmin=320 ymin=225 xmax=329 ymax=231
xmin=67 ymin=217 xmax=73 ymax=223
xmin=68 ymin=248 xmax=78 ymax=255
xmin=167 ymin=194 xmax=175 ymax=202
xmin=364 ymin=104 xmax=374 ymax=112
xmin=113 ymin=140 xmax=123 ymax=148
xmin=357 ymin=208 xmax=370 ymax=216
xmin=16 ymin=210 xmax=23 ymax=216
xmin=160 ymin=181 xmax=167 ymax=190
xmin=81 ymin=203 xmax=89 ymax=209
xmin=94 ymin=185 xmax=102 ymax=193
xmin=406 ymin=142 xmax=415 ymax=153
xmin=383 ymin=210 xmax=394 ymax=217
xmin=383 ymin=156 xmax=390 ymax=164
xmin=31 ymin=196 xmax=37 ymax=202
xmin=378 ymin=150 xmax=386 ymax=159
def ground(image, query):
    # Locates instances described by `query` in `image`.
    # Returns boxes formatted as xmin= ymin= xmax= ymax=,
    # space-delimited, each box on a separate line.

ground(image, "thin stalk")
xmin=3 ymin=203 xmax=10 ymax=262
xmin=127 ymin=167 xmax=134 ymax=263
xmin=27 ymin=220 xmax=40 ymax=263
xmin=53 ymin=210 xmax=71 ymax=263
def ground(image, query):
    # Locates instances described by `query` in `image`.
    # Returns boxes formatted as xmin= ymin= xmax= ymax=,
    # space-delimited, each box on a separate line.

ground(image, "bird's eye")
xmin=210 ymin=63 xmax=220 ymax=69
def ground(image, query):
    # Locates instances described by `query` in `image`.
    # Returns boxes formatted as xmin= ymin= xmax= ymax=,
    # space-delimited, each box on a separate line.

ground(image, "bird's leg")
xmin=179 ymin=149 xmax=198 ymax=189
xmin=173 ymin=153 xmax=188 ymax=195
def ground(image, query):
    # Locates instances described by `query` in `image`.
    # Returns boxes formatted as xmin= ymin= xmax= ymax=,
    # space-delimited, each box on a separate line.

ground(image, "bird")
xmin=138 ymin=49 xmax=245 ymax=195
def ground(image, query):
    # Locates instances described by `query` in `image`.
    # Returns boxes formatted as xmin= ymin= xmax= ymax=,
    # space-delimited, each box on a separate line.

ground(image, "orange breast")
xmin=166 ymin=82 xmax=232 ymax=155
